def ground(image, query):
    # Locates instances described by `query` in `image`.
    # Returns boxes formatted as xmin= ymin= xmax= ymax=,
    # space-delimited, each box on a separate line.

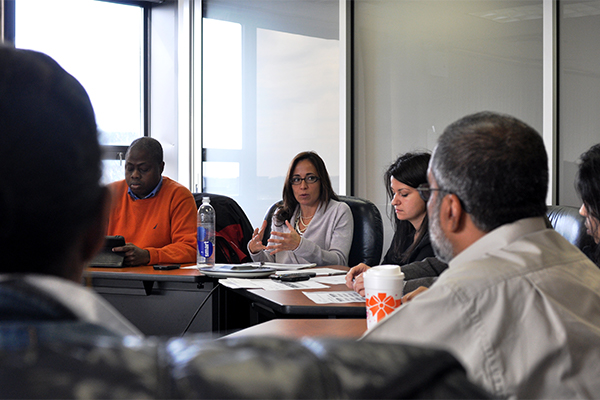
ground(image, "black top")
xmin=382 ymin=231 xmax=436 ymax=266
xmin=380 ymin=230 xmax=448 ymax=292
xmin=582 ymin=244 xmax=600 ymax=267
xmin=402 ymin=257 xmax=449 ymax=292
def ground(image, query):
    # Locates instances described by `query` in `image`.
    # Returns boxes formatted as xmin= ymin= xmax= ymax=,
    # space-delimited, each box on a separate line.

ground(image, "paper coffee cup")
xmin=364 ymin=264 xmax=404 ymax=329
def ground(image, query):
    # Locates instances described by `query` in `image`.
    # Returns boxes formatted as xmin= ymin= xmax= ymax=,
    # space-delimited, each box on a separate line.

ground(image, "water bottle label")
xmin=199 ymin=240 xmax=214 ymax=258
xmin=197 ymin=226 xmax=206 ymax=240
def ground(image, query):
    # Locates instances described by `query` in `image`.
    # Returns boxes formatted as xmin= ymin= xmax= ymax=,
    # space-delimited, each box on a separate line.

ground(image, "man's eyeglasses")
xmin=290 ymin=175 xmax=320 ymax=185
xmin=416 ymin=184 xmax=451 ymax=202
xmin=417 ymin=183 xmax=470 ymax=213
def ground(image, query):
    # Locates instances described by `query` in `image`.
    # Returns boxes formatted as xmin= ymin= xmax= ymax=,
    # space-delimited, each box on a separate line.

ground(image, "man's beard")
xmin=429 ymin=196 xmax=455 ymax=263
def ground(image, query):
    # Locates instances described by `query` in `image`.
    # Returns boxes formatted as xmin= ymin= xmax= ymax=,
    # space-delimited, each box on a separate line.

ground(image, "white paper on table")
xmin=270 ymin=280 xmax=328 ymax=290
xmin=218 ymin=278 xmax=327 ymax=291
xmin=218 ymin=278 xmax=266 ymax=289
xmin=303 ymin=290 xmax=365 ymax=304
xmin=254 ymin=279 xmax=327 ymax=290
xmin=264 ymin=262 xmax=316 ymax=271
xmin=312 ymin=275 xmax=347 ymax=285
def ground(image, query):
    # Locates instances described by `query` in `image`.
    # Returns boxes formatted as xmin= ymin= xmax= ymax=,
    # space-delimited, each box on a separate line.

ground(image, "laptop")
xmin=89 ymin=236 xmax=126 ymax=268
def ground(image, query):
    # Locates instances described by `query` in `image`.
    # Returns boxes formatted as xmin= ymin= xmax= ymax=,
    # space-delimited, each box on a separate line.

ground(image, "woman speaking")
xmin=248 ymin=151 xmax=353 ymax=266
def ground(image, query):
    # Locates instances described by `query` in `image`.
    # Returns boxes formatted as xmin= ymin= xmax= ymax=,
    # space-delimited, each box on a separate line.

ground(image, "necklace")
xmin=295 ymin=209 xmax=315 ymax=236
xmin=300 ymin=209 xmax=315 ymax=220
xmin=300 ymin=213 xmax=314 ymax=225
xmin=295 ymin=216 xmax=308 ymax=235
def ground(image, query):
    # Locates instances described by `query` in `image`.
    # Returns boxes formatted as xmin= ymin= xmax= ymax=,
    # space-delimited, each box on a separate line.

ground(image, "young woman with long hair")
xmin=346 ymin=152 xmax=448 ymax=296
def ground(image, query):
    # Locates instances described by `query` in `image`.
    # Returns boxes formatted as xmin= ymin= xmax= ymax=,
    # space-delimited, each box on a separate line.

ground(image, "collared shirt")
xmin=0 ymin=274 xmax=143 ymax=338
xmin=363 ymin=217 xmax=600 ymax=399
xmin=127 ymin=176 xmax=163 ymax=201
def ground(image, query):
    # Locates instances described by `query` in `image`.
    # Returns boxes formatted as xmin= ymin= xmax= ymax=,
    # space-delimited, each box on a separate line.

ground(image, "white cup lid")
xmin=365 ymin=264 xmax=404 ymax=278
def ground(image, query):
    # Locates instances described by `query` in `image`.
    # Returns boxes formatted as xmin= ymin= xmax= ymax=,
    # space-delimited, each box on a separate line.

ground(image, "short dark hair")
xmin=0 ymin=46 xmax=103 ymax=275
xmin=384 ymin=152 xmax=431 ymax=264
xmin=276 ymin=151 xmax=338 ymax=224
xmin=576 ymin=143 xmax=600 ymax=263
xmin=431 ymin=111 xmax=548 ymax=232
xmin=126 ymin=137 xmax=163 ymax=165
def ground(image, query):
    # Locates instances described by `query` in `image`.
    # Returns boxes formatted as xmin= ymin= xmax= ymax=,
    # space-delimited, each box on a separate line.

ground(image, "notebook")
xmin=89 ymin=236 xmax=126 ymax=268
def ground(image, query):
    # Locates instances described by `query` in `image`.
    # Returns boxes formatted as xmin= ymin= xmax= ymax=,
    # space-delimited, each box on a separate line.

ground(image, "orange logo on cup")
xmin=367 ymin=292 xmax=402 ymax=322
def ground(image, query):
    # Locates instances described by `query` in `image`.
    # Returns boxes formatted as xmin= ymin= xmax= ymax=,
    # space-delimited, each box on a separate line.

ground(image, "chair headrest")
xmin=546 ymin=205 xmax=594 ymax=249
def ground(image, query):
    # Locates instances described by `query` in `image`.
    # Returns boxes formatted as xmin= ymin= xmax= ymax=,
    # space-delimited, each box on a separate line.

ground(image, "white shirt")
xmin=363 ymin=217 xmax=600 ymax=399
xmin=0 ymin=274 xmax=143 ymax=338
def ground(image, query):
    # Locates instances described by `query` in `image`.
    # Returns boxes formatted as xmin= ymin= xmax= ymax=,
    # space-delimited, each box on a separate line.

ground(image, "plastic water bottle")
xmin=197 ymin=197 xmax=216 ymax=266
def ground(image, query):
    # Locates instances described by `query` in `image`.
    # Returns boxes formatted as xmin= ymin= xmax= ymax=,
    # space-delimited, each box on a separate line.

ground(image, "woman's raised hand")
xmin=266 ymin=220 xmax=302 ymax=254
xmin=248 ymin=220 xmax=268 ymax=254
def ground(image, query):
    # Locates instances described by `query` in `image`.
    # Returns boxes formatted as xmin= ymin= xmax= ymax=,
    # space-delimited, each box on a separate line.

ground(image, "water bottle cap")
xmin=203 ymin=196 xmax=210 ymax=203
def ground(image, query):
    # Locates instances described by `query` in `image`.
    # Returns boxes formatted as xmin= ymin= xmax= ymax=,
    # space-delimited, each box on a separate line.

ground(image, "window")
xmin=201 ymin=0 xmax=341 ymax=226
xmin=13 ymin=0 xmax=146 ymax=184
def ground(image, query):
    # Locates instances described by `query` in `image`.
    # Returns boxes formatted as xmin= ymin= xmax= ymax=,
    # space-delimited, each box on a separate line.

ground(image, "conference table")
xmin=84 ymin=265 xmax=367 ymax=337
xmin=225 ymin=318 xmax=367 ymax=339
xmin=84 ymin=265 xmax=215 ymax=336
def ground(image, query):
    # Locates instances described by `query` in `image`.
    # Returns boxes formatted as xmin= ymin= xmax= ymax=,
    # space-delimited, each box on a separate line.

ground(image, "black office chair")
xmin=546 ymin=205 xmax=595 ymax=250
xmin=262 ymin=196 xmax=384 ymax=267
xmin=193 ymin=193 xmax=254 ymax=263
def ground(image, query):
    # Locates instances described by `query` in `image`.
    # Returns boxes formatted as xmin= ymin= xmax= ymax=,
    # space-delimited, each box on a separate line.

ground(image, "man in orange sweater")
xmin=107 ymin=137 xmax=197 ymax=266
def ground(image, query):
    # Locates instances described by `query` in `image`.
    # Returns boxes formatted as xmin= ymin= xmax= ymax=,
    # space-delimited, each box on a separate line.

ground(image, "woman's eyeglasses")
xmin=290 ymin=175 xmax=320 ymax=185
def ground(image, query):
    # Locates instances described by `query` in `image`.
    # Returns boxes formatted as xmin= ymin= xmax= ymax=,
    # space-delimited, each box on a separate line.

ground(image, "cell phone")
xmin=270 ymin=272 xmax=315 ymax=282
xmin=104 ymin=235 xmax=126 ymax=252
xmin=153 ymin=264 xmax=180 ymax=270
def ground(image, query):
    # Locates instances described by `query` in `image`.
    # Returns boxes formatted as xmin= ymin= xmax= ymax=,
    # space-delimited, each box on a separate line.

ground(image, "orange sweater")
xmin=107 ymin=177 xmax=197 ymax=265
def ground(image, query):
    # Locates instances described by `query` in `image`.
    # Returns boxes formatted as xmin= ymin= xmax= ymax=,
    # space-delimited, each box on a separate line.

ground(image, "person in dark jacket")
xmin=346 ymin=153 xmax=448 ymax=296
